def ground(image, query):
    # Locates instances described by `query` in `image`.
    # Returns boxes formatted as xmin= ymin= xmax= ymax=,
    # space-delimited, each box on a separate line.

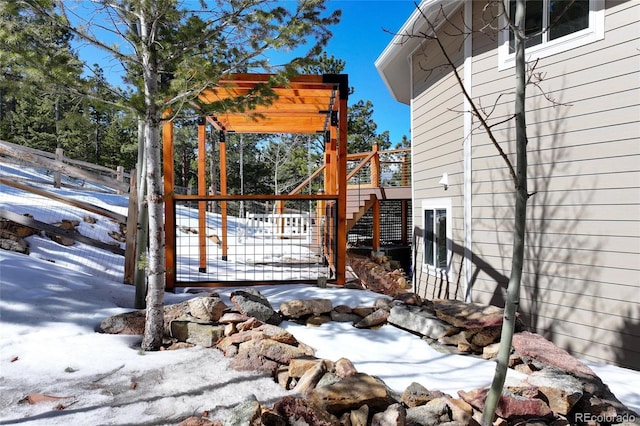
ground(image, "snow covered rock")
xmin=0 ymin=229 xmax=29 ymax=254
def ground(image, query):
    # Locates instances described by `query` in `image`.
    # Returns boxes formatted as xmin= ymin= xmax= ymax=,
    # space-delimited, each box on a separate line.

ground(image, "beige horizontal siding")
xmin=408 ymin=0 xmax=640 ymax=369
xmin=473 ymin=237 xmax=639 ymax=271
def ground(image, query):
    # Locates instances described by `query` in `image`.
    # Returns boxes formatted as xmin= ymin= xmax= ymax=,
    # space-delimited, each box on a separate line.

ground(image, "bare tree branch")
xmin=408 ymin=3 xmax=518 ymax=187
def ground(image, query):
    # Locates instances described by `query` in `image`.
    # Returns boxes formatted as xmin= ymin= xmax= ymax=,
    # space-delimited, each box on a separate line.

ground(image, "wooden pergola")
xmin=162 ymin=73 xmax=349 ymax=289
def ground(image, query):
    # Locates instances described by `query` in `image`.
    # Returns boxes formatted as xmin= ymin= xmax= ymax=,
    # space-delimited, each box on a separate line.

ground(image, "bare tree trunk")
xmin=139 ymin=5 xmax=165 ymax=351
xmin=134 ymin=119 xmax=148 ymax=310
xmin=482 ymin=0 xmax=528 ymax=422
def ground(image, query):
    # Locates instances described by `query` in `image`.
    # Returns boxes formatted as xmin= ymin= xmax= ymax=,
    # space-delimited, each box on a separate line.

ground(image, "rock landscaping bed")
xmin=99 ymin=288 xmax=638 ymax=426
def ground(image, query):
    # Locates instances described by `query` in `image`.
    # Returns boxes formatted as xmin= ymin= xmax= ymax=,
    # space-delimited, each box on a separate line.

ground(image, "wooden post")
xmin=219 ymin=131 xmax=228 ymax=261
xmin=163 ymin=118 xmax=176 ymax=291
xmin=276 ymin=199 xmax=285 ymax=237
xmin=124 ymin=168 xmax=138 ymax=285
xmin=323 ymin=133 xmax=331 ymax=197
xmin=116 ymin=166 xmax=124 ymax=194
xmin=372 ymin=198 xmax=380 ymax=253
xmin=319 ymin=133 xmax=330 ymax=262
xmin=371 ymin=143 xmax=380 ymax=187
xmin=54 ymin=147 xmax=63 ymax=188
xmin=371 ymin=143 xmax=381 ymax=252
xmin=326 ymin=126 xmax=338 ymax=274
xmin=336 ymin=94 xmax=348 ymax=286
xmin=197 ymin=118 xmax=207 ymax=272
xmin=401 ymin=152 xmax=410 ymax=186
xmin=329 ymin=134 xmax=337 ymax=195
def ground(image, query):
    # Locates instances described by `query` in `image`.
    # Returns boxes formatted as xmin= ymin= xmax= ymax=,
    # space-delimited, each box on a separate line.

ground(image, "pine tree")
xmin=21 ymin=0 xmax=341 ymax=350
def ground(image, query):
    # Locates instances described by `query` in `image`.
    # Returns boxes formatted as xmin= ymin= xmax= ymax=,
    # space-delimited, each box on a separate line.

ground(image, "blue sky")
xmin=323 ymin=0 xmax=416 ymax=144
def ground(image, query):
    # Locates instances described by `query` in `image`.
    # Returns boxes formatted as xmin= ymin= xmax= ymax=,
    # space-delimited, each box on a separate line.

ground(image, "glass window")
xmin=509 ymin=0 xmax=543 ymax=52
xmin=508 ymin=0 xmax=590 ymax=53
xmin=549 ymin=0 xmax=590 ymax=40
xmin=424 ymin=208 xmax=448 ymax=269
xmin=424 ymin=209 xmax=434 ymax=265
xmin=498 ymin=0 xmax=603 ymax=70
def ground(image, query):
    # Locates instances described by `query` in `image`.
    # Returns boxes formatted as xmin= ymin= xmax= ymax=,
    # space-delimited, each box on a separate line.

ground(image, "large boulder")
xmin=224 ymin=395 xmax=261 ymax=426
xmin=512 ymin=331 xmax=596 ymax=378
xmin=401 ymin=382 xmax=448 ymax=408
xmin=308 ymin=373 xmax=395 ymax=414
xmin=98 ymin=310 xmax=146 ymax=335
xmin=433 ymin=299 xmax=510 ymax=329
xmin=353 ymin=308 xmax=389 ymax=329
xmin=459 ymin=387 xmax=554 ymax=422
xmin=229 ymin=337 xmax=313 ymax=376
xmin=387 ymin=304 xmax=454 ymax=340
xmin=170 ymin=319 xmax=226 ymax=348
xmin=526 ymin=368 xmax=583 ymax=415
xmin=371 ymin=403 xmax=406 ymax=426
xmin=274 ymin=396 xmax=340 ymax=426
xmin=279 ymin=299 xmax=333 ymax=319
xmin=230 ymin=289 xmax=281 ymax=325
xmin=188 ymin=294 xmax=228 ymax=322
xmin=0 ymin=229 xmax=29 ymax=254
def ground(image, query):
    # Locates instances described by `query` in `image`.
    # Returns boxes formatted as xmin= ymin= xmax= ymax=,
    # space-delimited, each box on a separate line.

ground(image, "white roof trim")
xmin=375 ymin=0 xmax=462 ymax=105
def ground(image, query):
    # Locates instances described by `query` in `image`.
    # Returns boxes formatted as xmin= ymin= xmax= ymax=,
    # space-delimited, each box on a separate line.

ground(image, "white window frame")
xmin=498 ymin=0 xmax=604 ymax=70
xmin=421 ymin=198 xmax=452 ymax=276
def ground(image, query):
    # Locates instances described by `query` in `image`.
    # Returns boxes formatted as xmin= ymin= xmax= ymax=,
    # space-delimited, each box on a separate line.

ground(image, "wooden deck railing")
xmin=290 ymin=147 xmax=411 ymax=196
xmin=346 ymin=147 xmax=411 ymax=188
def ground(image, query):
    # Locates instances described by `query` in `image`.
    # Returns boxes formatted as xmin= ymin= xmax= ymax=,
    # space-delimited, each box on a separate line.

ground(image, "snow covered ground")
xmin=0 ymin=161 xmax=638 ymax=425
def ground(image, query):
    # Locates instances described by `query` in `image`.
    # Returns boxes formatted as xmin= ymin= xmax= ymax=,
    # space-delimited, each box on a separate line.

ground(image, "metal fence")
xmin=348 ymin=200 xmax=412 ymax=247
xmin=169 ymin=195 xmax=338 ymax=286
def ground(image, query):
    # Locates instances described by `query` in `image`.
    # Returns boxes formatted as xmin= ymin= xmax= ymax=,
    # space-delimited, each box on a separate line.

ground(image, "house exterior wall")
xmin=411 ymin=10 xmax=467 ymax=300
xmin=410 ymin=0 xmax=640 ymax=370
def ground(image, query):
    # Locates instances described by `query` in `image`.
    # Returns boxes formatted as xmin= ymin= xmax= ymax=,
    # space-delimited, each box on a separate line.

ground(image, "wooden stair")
xmin=346 ymin=186 xmax=411 ymax=231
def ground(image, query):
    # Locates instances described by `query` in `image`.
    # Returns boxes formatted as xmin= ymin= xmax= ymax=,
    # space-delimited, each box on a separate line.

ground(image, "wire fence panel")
xmin=348 ymin=200 xmax=412 ymax=247
xmin=171 ymin=196 xmax=337 ymax=286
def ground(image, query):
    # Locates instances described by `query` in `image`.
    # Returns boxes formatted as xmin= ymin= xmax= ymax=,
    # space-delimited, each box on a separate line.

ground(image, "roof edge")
xmin=375 ymin=0 xmax=461 ymax=104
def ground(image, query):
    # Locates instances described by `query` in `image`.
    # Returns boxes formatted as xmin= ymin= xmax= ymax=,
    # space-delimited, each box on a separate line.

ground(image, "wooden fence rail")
xmin=0 ymin=139 xmax=129 ymax=193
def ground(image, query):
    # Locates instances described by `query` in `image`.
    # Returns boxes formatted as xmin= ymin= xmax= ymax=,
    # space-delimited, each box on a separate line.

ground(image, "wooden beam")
xmin=198 ymin=120 xmax=207 ymax=272
xmin=213 ymin=115 xmax=326 ymax=134
xmin=336 ymin=94 xmax=348 ymax=286
xmin=289 ymin=164 xmax=326 ymax=195
xmin=0 ymin=177 xmax=127 ymax=224
xmin=219 ymin=133 xmax=228 ymax=261
xmin=0 ymin=208 xmax=125 ymax=256
xmin=162 ymin=119 xmax=176 ymax=291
